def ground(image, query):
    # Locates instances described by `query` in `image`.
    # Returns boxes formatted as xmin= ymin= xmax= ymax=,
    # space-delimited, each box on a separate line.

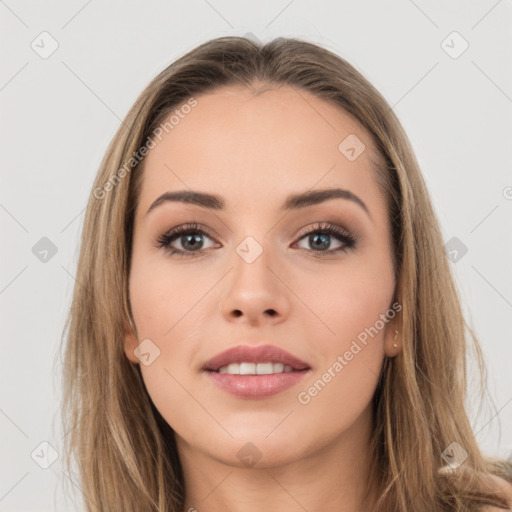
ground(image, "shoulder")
xmin=480 ymin=475 xmax=512 ymax=511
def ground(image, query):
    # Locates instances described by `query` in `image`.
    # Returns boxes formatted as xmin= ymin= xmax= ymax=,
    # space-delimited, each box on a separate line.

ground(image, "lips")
xmin=202 ymin=344 xmax=311 ymax=372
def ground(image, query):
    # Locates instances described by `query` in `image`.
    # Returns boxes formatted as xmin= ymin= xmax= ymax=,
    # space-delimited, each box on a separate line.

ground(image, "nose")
xmin=220 ymin=243 xmax=291 ymax=327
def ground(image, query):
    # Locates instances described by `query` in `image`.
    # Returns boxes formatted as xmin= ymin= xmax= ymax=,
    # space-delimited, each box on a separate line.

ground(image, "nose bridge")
xmin=233 ymin=232 xmax=277 ymax=296
xmin=229 ymin=209 xmax=276 ymax=275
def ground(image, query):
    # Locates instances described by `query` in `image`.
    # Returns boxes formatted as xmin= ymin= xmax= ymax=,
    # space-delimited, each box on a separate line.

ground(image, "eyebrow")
xmin=146 ymin=187 xmax=370 ymax=218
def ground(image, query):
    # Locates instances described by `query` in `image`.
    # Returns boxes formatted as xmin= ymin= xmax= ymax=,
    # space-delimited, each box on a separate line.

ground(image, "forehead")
xmin=136 ymin=84 xmax=382 ymax=218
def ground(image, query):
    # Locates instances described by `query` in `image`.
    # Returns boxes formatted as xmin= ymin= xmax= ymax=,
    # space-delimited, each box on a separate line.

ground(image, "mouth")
xmin=202 ymin=344 xmax=311 ymax=399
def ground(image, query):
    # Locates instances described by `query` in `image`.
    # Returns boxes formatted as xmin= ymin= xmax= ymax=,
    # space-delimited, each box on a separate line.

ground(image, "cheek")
xmin=293 ymin=255 xmax=394 ymax=400
xmin=129 ymin=255 xmax=210 ymax=336
xmin=128 ymin=254 xmax=226 ymax=429
xmin=291 ymin=275 xmax=391 ymax=437
xmin=297 ymin=254 xmax=395 ymax=342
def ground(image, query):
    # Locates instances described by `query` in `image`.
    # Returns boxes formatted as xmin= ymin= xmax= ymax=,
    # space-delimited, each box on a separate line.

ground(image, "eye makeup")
xmin=153 ymin=220 xmax=357 ymax=259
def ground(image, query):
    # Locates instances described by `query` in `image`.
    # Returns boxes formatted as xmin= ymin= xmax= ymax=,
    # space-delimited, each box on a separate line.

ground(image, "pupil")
xmin=183 ymin=233 xmax=203 ymax=250
xmin=311 ymin=233 xmax=330 ymax=250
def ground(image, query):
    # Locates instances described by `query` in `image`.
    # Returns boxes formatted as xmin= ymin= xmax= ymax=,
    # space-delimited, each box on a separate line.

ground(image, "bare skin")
xmin=123 ymin=83 xmax=400 ymax=512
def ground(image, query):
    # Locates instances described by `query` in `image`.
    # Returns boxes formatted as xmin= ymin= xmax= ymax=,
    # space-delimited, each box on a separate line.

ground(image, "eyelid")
xmin=161 ymin=221 xmax=218 ymax=239
xmin=294 ymin=221 xmax=352 ymax=240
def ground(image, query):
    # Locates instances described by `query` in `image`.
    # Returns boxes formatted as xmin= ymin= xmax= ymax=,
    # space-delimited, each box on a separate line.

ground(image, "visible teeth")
xmin=239 ymin=362 xmax=256 ymax=375
xmin=273 ymin=363 xmax=284 ymax=373
xmin=255 ymin=362 xmax=273 ymax=375
xmin=217 ymin=362 xmax=296 ymax=375
xmin=228 ymin=363 xmax=242 ymax=374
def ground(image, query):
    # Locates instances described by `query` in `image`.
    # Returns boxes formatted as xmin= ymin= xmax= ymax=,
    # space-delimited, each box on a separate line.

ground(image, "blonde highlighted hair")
xmin=59 ymin=36 xmax=512 ymax=511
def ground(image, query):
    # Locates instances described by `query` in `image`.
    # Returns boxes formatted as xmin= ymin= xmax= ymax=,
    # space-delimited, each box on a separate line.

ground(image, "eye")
xmin=154 ymin=222 xmax=219 ymax=258
xmin=293 ymin=222 xmax=356 ymax=256
xmin=155 ymin=221 xmax=357 ymax=258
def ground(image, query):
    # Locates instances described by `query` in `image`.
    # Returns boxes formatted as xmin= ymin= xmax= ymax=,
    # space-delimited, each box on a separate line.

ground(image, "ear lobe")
xmin=384 ymin=321 xmax=402 ymax=358
xmin=123 ymin=322 xmax=140 ymax=364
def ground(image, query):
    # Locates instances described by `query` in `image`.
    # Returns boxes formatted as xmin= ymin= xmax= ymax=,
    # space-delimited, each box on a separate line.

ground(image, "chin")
xmin=204 ymin=428 xmax=313 ymax=469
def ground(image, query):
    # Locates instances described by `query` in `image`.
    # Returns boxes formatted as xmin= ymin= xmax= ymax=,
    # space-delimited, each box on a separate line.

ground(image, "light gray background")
xmin=1 ymin=1 xmax=511 ymax=510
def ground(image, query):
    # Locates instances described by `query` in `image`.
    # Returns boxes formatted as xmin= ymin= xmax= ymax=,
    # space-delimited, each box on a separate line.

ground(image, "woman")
xmin=60 ymin=36 xmax=512 ymax=511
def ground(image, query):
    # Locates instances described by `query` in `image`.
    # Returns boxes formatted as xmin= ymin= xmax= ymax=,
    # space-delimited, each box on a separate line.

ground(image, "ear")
xmin=383 ymin=318 xmax=402 ymax=358
xmin=123 ymin=320 xmax=140 ymax=364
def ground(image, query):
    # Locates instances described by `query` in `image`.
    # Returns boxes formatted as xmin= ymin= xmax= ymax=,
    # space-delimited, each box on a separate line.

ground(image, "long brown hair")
xmin=59 ymin=35 xmax=512 ymax=511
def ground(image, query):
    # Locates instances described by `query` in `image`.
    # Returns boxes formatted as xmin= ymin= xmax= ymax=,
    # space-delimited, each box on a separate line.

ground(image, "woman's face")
xmin=124 ymin=84 xmax=398 ymax=468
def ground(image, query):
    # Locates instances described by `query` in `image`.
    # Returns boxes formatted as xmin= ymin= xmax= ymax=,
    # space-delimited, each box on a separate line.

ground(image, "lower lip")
xmin=204 ymin=369 xmax=310 ymax=399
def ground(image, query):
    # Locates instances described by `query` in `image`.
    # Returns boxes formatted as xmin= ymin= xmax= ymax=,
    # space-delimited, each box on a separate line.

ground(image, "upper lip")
xmin=202 ymin=344 xmax=311 ymax=372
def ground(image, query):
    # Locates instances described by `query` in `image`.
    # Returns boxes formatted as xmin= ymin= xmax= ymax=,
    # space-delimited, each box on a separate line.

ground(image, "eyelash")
xmin=154 ymin=221 xmax=357 ymax=258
